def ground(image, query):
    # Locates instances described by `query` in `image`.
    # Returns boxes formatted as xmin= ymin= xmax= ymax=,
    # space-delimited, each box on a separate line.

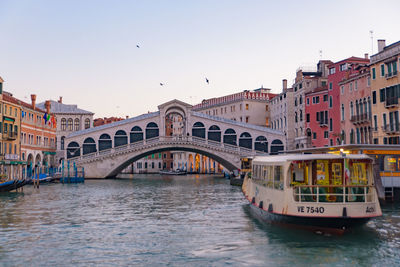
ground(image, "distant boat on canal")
xmin=159 ymin=169 xmax=187 ymax=175
xmin=242 ymin=154 xmax=382 ymax=234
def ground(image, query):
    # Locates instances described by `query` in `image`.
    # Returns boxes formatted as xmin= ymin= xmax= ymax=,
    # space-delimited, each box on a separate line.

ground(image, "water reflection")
xmin=0 ymin=175 xmax=400 ymax=266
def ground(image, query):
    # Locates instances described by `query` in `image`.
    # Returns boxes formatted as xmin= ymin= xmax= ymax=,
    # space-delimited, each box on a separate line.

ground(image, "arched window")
xmin=61 ymin=118 xmax=66 ymax=131
xmin=270 ymin=139 xmax=284 ymax=154
xmin=208 ymin=125 xmax=221 ymax=142
xmin=146 ymin=122 xmax=159 ymax=139
xmin=67 ymin=141 xmax=80 ymax=159
xmin=67 ymin=118 xmax=73 ymax=131
xmin=294 ymin=97 xmax=297 ymax=106
xmin=114 ymin=130 xmax=128 ymax=147
xmin=355 ymin=100 xmax=359 ymax=116
xmin=83 ymin=137 xmax=96 ymax=155
xmin=255 ymin=136 xmax=268 ymax=153
xmin=350 ymin=101 xmax=354 ymax=117
xmin=239 ymin=132 xmax=252 ymax=149
xmin=350 ymin=129 xmax=354 ymax=144
xmin=295 ymin=112 xmax=298 ymax=123
xmin=99 ymin=133 xmax=112 ymax=151
xmin=299 ymin=95 xmax=303 ymax=105
xmin=223 ymin=128 xmax=237 ymax=145
xmin=356 ymin=128 xmax=360 ymax=144
xmin=85 ymin=119 xmax=91 ymax=129
xmin=130 ymin=126 xmax=143 ymax=143
xmin=300 ymin=110 xmax=303 ymax=121
xmin=61 ymin=136 xmax=65 ymax=150
xmin=74 ymin=118 xmax=80 ymax=131
xmin=192 ymin=122 xmax=205 ymax=138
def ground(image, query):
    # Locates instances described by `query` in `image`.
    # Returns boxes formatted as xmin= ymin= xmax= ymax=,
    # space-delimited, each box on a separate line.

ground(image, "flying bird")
xmin=205 ymin=77 xmax=209 ymax=84
xmin=160 ymin=83 xmax=164 ymax=86
xmin=136 ymin=44 xmax=140 ymax=48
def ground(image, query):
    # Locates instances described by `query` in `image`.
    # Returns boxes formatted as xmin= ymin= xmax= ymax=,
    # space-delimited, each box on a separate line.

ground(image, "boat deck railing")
xmin=293 ymin=185 xmax=375 ymax=203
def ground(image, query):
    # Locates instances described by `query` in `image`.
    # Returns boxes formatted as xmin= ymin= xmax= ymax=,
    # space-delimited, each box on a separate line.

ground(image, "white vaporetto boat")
xmin=242 ymin=154 xmax=382 ymax=233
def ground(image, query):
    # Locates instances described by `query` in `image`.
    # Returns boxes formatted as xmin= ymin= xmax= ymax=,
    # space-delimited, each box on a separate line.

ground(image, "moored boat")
xmin=159 ymin=169 xmax=187 ymax=175
xmin=242 ymin=154 xmax=382 ymax=233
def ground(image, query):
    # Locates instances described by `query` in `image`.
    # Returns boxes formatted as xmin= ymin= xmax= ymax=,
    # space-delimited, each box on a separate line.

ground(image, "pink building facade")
xmin=327 ymin=56 xmax=370 ymax=146
xmin=339 ymin=65 xmax=372 ymax=144
xmin=305 ymin=87 xmax=330 ymax=147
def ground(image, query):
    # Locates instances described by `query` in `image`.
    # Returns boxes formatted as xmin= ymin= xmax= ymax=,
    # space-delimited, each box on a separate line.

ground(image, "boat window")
xmin=349 ymin=161 xmax=368 ymax=185
xmin=274 ymin=166 xmax=283 ymax=190
xmin=291 ymin=161 xmax=308 ymax=185
xmin=331 ymin=163 xmax=342 ymax=185
xmin=316 ymin=160 xmax=329 ymax=185
xmin=384 ymin=156 xmax=397 ymax=172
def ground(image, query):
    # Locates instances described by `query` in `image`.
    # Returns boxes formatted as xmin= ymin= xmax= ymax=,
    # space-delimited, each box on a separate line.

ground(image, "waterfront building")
xmin=37 ymin=97 xmax=94 ymax=164
xmin=327 ymin=56 xmax=370 ymax=146
xmin=94 ymin=117 xmax=125 ymax=127
xmin=292 ymin=60 xmax=332 ymax=149
xmin=193 ymin=87 xmax=276 ymax=127
xmin=370 ymin=39 xmax=400 ymax=145
xmin=269 ymin=79 xmax=295 ymax=150
xmin=304 ymin=86 xmax=330 ymax=147
xmin=0 ymin=80 xmax=24 ymax=180
xmin=20 ymin=95 xmax=57 ymax=176
xmin=339 ymin=64 xmax=372 ymax=144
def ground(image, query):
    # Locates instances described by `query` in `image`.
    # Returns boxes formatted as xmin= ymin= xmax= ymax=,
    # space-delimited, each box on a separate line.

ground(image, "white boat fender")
xmin=342 ymin=207 xmax=348 ymax=218
xmin=259 ymin=201 xmax=263 ymax=209
xmin=268 ymin=203 xmax=273 ymax=212
xmin=251 ymin=197 xmax=256 ymax=204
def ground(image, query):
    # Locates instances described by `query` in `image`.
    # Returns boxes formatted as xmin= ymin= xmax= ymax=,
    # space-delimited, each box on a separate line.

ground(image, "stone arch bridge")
xmin=65 ymin=100 xmax=285 ymax=178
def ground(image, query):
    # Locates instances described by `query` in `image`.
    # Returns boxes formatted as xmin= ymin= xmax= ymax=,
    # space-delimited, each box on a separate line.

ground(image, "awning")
xmin=0 ymin=160 xmax=27 ymax=165
xmin=4 ymin=117 xmax=15 ymax=122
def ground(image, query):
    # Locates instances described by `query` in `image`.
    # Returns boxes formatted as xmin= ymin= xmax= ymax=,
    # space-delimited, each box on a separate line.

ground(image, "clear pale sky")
xmin=1 ymin=0 xmax=399 ymax=118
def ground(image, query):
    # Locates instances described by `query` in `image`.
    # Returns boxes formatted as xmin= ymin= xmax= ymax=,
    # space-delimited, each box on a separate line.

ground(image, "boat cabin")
xmin=248 ymin=154 xmax=376 ymax=203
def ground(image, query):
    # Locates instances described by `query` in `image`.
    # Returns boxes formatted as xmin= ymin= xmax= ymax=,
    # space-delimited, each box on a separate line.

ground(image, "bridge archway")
xmin=99 ymin=134 xmax=112 ymax=151
xmin=67 ymin=141 xmax=80 ymax=159
xmin=104 ymin=146 xmax=241 ymax=178
xmin=208 ymin=125 xmax=221 ymax=142
xmin=83 ymin=137 xmax=96 ymax=155
xmin=255 ymin=136 xmax=268 ymax=153
xmin=192 ymin=122 xmax=205 ymax=139
xmin=239 ymin=132 xmax=252 ymax=149
xmin=114 ymin=130 xmax=128 ymax=147
xmin=146 ymin=122 xmax=159 ymax=139
xmin=130 ymin=126 xmax=143 ymax=143
xmin=223 ymin=128 xmax=237 ymax=145
xmin=270 ymin=139 xmax=284 ymax=154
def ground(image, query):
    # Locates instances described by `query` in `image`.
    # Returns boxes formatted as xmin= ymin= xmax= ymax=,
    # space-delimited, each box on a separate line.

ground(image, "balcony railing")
xmin=350 ymin=113 xmax=371 ymax=124
xmin=3 ymin=132 xmax=17 ymax=140
xmin=386 ymin=97 xmax=399 ymax=108
xmin=382 ymin=124 xmax=400 ymax=134
xmin=385 ymin=70 xmax=398 ymax=79
xmin=319 ymin=120 xmax=328 ymax=127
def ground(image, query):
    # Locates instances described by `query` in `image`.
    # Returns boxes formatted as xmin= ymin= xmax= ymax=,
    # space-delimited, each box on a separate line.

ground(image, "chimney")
xmin=45 ymin=100 xmax=51 ymax=114
xmin=58 ymin=96 xmax=63 ymax=103
xmin=282 ymin=79 xmax=287 ymax=90
xmin=364 ymin=53 xmax=369 ymax=59
xmin=378 ymin=39 xmax=386 ymax=53
xmin=31 ymin=94 xmax=36 ymax=110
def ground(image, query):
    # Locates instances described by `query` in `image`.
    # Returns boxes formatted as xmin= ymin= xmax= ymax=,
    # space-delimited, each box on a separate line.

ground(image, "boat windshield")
xmin=290 ymin=158 xmax=374 ymax=203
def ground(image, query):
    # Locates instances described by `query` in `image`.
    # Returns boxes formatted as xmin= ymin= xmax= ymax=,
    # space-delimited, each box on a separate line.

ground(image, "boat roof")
xmin=252 ymin=153 xmax=372 ymax=164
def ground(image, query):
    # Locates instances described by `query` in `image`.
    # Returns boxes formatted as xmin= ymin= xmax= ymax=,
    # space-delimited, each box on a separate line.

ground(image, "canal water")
xmin=1 ymin=175 xmax=400 ymax=266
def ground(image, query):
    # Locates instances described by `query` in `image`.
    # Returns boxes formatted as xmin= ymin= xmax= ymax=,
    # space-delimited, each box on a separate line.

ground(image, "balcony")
xmin=350 ymin=114 xmax=371 ymax=125
xmin=385 ymin=97 xmax=399 ymax=108
xmin=319 ymin=120 xmax=328 ymax=127
xmin=385 ymin=70 xmax=398 ymax=79
xmin=3 ymin=132 xmax=17 ymax=140
xmin=382 ymin=124 xmax=400 ymax=134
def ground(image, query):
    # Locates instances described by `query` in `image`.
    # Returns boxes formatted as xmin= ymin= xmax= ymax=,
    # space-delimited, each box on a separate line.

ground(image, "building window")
xmin=372 ymin=68 xmax=376 ymax=79
xmin=329 ymin=82 xmax=333 ymax=90
xmin=323 ymin=95 xmax=328 ymax=102
xmin=313 ymin=132 xmax=317 ymax=139
xmin=381 ymin=64 xmax=385 ymax=77
xmin=349 ymin=83 xmax=353 ymax=92
xmin=372 ymin=91 xmax=376 ymax=104
xmin=294 ymin=98 xmax=297 ymax=106
xmin=341 ymin=104 xmax=344 ymax=121
xmin=67 ymin=118 xmax=73 ymax=131
xmin=380 ymin=89 xmax=386 ymax=102
xmin=374 ymin=115 xmax=377 ymax=131
xmin=329 ymin=96 xmax=332 ymax=108
xmin=245 ymin=104 xmax=249 ymax=110
xmin=85 ymin=119 xmax=90 ymax=129
xmin=373 ymin=138 xmax=378 ymax=144
xmin=300 ymin=110 xmax=303 ymax=121
xmin=245 ymin=116 xmax=249 ymax=123
xmin=316 ymin=96 xmax=320 ymax=104
xmin=61 ymin=118 xmax=66 ymax=131
xmin=299 ymin=95 xmax=302 ymax=105
xmin=324 ymin=131 xmax=328 ymax=138
xmin=355 ymin=81 xmax=358 ymax=91
xmin=329 ymin=67 xmax=336 ymax=75
xmin=322 ymin=81 xmax=326 ymax=87
xmin=306 ymin=113 xmax=310 ymax=122
xmin=329 ymin=118 xmax=333 ymax=131
xmin=307 ymin=98 xmax=310 ymax=105
xmin=340 ymin=63 xmax=347 ymax=71
xmin=340 ymin=86 xmax=344 ymax=95
xmin=265 ymin=105 xmax=268 ymax=111
xmin=74 ymin=119 xmax=80 ymax=131
xmin=367 ymin=76 xmax=371 ymax=86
